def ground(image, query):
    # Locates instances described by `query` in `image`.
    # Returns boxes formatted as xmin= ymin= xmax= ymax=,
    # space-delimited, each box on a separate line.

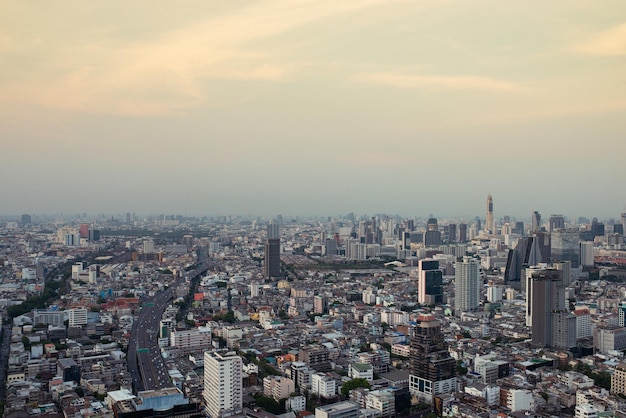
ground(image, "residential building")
xmin=203 ymin=351 xmax=243 ymax=418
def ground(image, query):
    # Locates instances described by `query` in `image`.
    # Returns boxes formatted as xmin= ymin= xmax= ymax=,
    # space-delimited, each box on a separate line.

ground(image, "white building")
xmin=365 ymin=389 xmax=395 ymax=417
xmin=574 ymin=309 xmax=592 ymax=339
xmin=575 ymin=403 xmax=598 ymax=418
xmin=455 ymin=257 xmax=480 ymax=313
xmin=67 ymin=307 xmax=88 ymax=328
xmin=203 ymin=351 xmax=242 ymax=418
xmin=286 ymin=395 xmax=306 ymax=413
xmin=263 ymin=376 xmax=295 ymax=401
xmin=170 ymin=327 xmax=211 ymax=350
xmin=506 ymin=389 xmax=533 ymax=412
xmin=311 ymin=372 xmax=336 ymax=398
xmin=348 ymin=363 xmax=373 ymax=382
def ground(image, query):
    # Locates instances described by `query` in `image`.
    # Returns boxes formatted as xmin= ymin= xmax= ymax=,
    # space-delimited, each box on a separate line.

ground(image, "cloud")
xmin=352 ymin=71 xmax=529 ymax=93
xmin=575 ymin=22 xmax=626 ymax=56
xmin=0 ymin=0 xmax=407 ymax=117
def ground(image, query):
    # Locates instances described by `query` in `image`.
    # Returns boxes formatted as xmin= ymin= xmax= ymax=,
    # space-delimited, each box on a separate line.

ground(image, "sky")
xmin=1 ymin=0 xmax=626 ymax=219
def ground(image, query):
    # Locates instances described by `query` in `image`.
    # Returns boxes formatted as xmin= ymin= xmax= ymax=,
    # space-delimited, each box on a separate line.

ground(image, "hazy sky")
xmin=2 ymin=1 xmax=626 ymax=219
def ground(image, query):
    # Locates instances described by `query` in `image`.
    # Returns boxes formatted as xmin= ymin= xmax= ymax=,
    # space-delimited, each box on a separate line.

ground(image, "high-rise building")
xmin=504 ymin=237 xmax=540 ymax=289
xmin=417 ymin=259 xmax=443 ymax=305
xmin=203 ymin=351 xmax=243 ymax=418
xmin=580 ymin=242 xmax=594 ymax=267
xmin=459 ymin=223 xmax=468 ymax=243
xmin=409 ymin=314 xmax=456 ymax=402
xmin=424 ymin=218 xmax=441 ymax=247
xmin=447 ymin=224 xmax=457 ymax=243
xmin=314 ymin=295 xmax=328 ymax=315
xmin=455 ymin=257 xmax=481 ymax=313
xmin=551 ymin=229 xmax=580 ymax=268
xmin=527 ymin=269 xmax=575 ymax=348
xmin=265 ymin=221 xmax=281 ymax=278
xmin=21 ymin=214 xmax=31 ymax=226
xmin=486 ymin=195 xmax=494 ymax=233
xmin=79 ymin=223 xmax=89 ymax=239
xmin=549 ymin=215 xmax=565 ymax=232
xmin=531 ymin=211 xmax=541 ymax=234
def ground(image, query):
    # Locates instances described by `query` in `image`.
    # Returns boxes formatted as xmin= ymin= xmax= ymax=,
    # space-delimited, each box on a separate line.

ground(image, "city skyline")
xmin=2 ymin=1 xmax=626 ymax=217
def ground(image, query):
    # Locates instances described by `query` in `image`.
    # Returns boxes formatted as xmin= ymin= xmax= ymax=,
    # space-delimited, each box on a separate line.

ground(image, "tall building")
xmin=265 ymin=221 xmax=281 ymax=278
xmin=21 ymin=214 xmax=31 ymax=226
xmin=409 ymin=314 xmax=456 ymax=402
xmin=203 ymin=351 xmax=243 ymax=418
xmin=455 ymin=257 xmax=481 ymax=313
xmin=417 ymin=259 xmax=443 ymax=305
xmin=527 ymin=269 xmax=575 ymax=348
xmin=504 ymin=237 xmax=540 ymax=288
xmin=447 ymin=224 xmax=457 ymax=243
xmin=424 ymin=218 xmax=441 ymax=247
xmin=580 ymin=242 xmax=594 ymax=267
xmin=621 ymin=213 xmax=626 ymax=238
xmin=549 ymin=214 xmax=565 ymax=232
xmin=486 ymin=195 xmax=494 ymax=233
xmin=531 ymin=211 xmax=541 ymax=234
xmin=459 ymin=223 xmax=468 ymax=243
xmin=551 ymin=229 xmax=580 ymax=268
xmin=79 ymin=223 xmax=89 ymax=239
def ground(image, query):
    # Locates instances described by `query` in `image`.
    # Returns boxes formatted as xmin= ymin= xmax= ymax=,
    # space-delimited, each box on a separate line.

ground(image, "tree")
xmin=341 ymin=378 xmax=371 ymax=396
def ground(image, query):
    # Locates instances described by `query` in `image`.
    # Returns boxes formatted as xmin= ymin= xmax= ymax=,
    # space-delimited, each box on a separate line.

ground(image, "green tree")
xmin=340 ymin=378 xmax=371 ymax=396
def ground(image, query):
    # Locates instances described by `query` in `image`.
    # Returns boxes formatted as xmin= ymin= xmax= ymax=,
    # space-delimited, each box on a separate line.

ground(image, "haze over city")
xmin=2 ymin=1 xmax=626 ymax=217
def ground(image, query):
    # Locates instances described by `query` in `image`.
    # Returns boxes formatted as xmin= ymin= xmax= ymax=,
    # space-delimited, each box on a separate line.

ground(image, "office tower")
xmin=448 ymin=224 xmax=457 ymax=243
xmin=621 ymin=213 xmax=626 ymax=237
xmin=513 ymin=221 xmax=524 ymax=235
xmin=553 ymin=260 xmax=572 ymax=287
xmin=424 ymin=218 xmax=441 ymax=247
xmin=265 ymin=221 xmax=281 ymax=278
xmin=79 ymin=223 xmax=89 ymax=239
xmin=580 ymin=241 xmax=595 ymax=267
xmin=549 ymin=214 xmax=565 ymax=232
xmin=459 ymin=223 xmax=468 ymax=243
xmin=591 ymin=218 xmax=605 ymax=238
xmin=325 ymin=238 xmax=338 ymax=256
xmin=409 ymin=314 xmax=456 ymax=402
xmin=527 ymin=269 xmax=575 ymax=348
xmin=21 ymin=214 xmax=31 ymax=226
xmin=504 ymin=237 xmax=540 ymax=289
xmin=531 ymin=211 xmax=541 ymax=234
xmin=314 ymin=295 xmax=328 ymax=315
xmin=417 ymin=259 xmax=443 ymax=305
xmin=486 ymin=195 xmax=494 ymax=233
xmin=126 ymin=212 xmax=131 ymax=224
xmin=455 ymin=257 xmax=481 ymax=313
xmin=203 ymin=351 xmax=243 ymax=418
xmin=615 ymin=224 xmax=624 ymax=235
xmin=551 ymin=229 xmax=580 ymax=268
xmin=88 ymin=229 xmax=100 ymax=241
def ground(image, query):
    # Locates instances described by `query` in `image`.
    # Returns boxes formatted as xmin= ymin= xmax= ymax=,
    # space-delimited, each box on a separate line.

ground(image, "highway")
xmin=127 ymin=252 xmax=209 ymax=393
xmin=128 ymin=289 xmax=174 ymax=392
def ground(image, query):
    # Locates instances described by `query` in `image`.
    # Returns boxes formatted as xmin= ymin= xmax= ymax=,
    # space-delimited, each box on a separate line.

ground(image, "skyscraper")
xmin=409 ymin=314 xmax=456 ymax=402
xmin=531 ymin=211 xmax=541 ymax=234
xmin=504 ymin=237 xmax=541 ymax=289
xmin=551 ymin=229 xmax=580 ymax=268
xmin=265 ymin=221 xmax=281 ymax=278
xmin=454 ymin=257 xmax=481 ymax=313
xmin=423 ymin=218 xmax=441 ymax=247
xmin=417 ymin=259 xmax=443 ymax=305
xmin=549 ymin=214 xmax=565 ymax=232
xmin=486 ymin=195 xmax=494 ymax=233
xmin=448 ymin=224 xmax=457 ymax=243
xmin=459 ymin=223 xmax=468 ymax=243
xmin=203 ymin=351 xmax=243 ymax=418
xmin=21 ymin=214 xmax=31 ymax=226
xmin=526 ymin=268 xmax=575 ymax=349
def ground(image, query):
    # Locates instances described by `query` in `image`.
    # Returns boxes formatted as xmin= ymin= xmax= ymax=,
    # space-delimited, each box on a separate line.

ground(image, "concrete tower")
xmin=203 ymin=351 xmax=243 ymax=418
xmin=486 ymin=195 xmax=494 ymax=233
xmin=455 ymin=257 xmax=481 ymax=313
